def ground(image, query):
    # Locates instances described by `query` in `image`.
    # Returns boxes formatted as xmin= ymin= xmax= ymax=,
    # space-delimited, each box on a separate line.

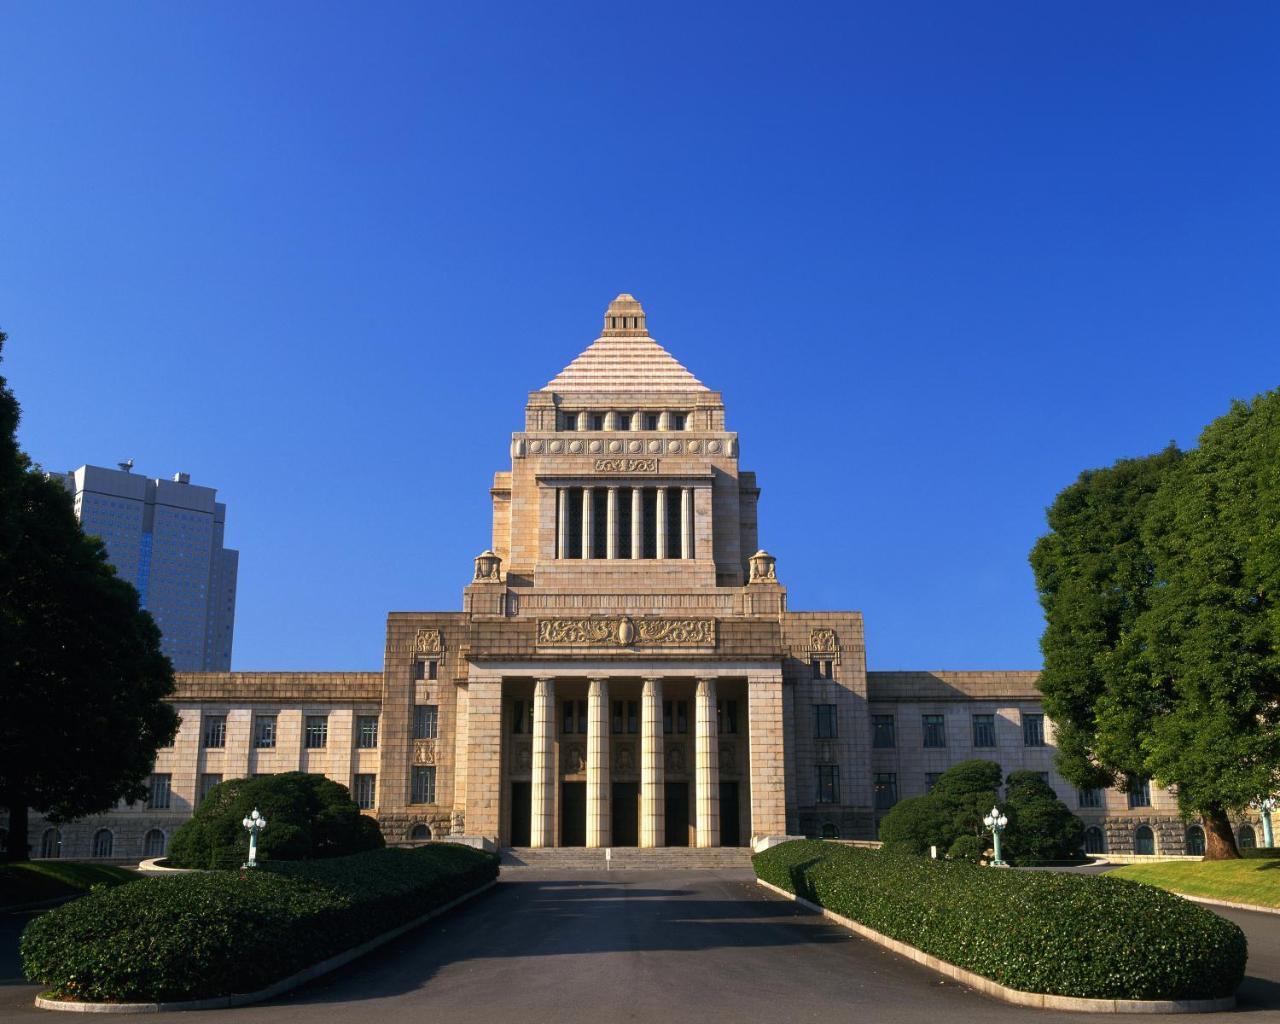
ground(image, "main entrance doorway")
xmin=665 ymin=781 xmax=690 ymax=846
xmin=612 ymin=782 xmax=639 ymax=846
xmin=510 ymin=782 xmax=531 ymax=846
xmin=561 ymin=781 xmax=586 ymax=847
xmin=720 ymin=781 xmax=741 ymax=847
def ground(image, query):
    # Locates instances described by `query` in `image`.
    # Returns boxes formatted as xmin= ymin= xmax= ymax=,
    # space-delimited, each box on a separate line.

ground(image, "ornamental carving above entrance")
xmin=535 ymin=616 xmax=716 ymax=647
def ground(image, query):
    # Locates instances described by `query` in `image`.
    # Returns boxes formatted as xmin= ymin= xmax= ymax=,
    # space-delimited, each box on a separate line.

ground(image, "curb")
xmin=1175 ymin=892 xmax=1280 ymax=917
xmin=755 ymin=878 xmax=1235 ymax=1014
xmin=33 ymin=877 xmax=498 ymax=1014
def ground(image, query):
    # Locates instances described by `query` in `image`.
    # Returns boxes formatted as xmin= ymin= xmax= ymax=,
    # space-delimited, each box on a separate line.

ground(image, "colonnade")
xmin=554 ymin=486 xmax=694 ymax=560
xmin=528 ymin=675 xmax=720 ymax=848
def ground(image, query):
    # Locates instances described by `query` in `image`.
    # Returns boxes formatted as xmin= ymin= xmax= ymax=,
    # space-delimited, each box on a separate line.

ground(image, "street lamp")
xmin=241 ymin=807 xmax=268 ymax=868
xmin=1257 ymin=796 xmax=1275 ymax=849
xmin=983 ymin=806 xmax=1009 ymax=867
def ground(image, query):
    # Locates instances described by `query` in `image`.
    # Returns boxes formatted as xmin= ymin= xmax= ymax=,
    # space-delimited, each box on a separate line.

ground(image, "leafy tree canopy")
xmin=1031 ymin=391 xmax=1280 ymax=858
xmin=167 ymin=773 xmax=384 ymax=869
xmin=0 ymin=331 xmax=178 ymax=861
xmin=1002 ymin=770 xmax=1085 ymax=864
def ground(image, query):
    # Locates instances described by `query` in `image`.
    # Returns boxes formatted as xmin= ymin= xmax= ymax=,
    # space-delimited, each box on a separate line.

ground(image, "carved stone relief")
xmin=614 ymin=744 xmax=636 ymax=774
xmin=563 ymin=743 xmax=586 ymax=773
xmin=413 ymin=740 xmax=437 ymax=765
xmin=536 ymin=616 xmax=716 ymax=647
xmin=415 ymin=628 xmax=443 ymax=654
xmin=515 ymin=744 xmax=532 ymax=773
xmin=719 ymin=743 xmax=737 ymax=775
xmin=810 ymin=628 xmax=839 ymax=653
xmin=665 ymin=744 xmax=687 ymax=774
xmin=593 ymin=457 xmax=658 ymax=473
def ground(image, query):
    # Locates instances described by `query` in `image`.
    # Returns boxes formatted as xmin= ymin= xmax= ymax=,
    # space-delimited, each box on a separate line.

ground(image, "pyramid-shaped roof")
xmin=542 ymin=294 xmax=709 ymax=393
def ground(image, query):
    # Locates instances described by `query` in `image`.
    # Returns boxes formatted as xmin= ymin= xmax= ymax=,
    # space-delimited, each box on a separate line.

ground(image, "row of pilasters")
xmin=527 ymin=675 xmax=721 ymax=848
xmin=554 ymin=486 xmax=694 ymax=559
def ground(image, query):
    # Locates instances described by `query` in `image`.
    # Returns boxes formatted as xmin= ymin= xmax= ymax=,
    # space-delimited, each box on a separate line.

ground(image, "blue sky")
xmin=2 ymin=4 xmax=1277 ymax=671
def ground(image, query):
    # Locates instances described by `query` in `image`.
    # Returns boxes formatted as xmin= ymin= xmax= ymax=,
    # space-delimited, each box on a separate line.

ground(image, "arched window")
xmin=1239 ymin=824 xmax=1257 ymax=849
xmin=143 ymin=829 xmax=167 ymax=857
xmin=1185 ymin=825 xmax=1206 ymax=857
xmin=409 ymin=823 xmax=431 ymax=842
xmin=40 ymin=828 xmax=62 ymax=859
xmin=1134 ymin=825 xmax=1155 ymax=856
xmin=820 ymin=822 xmax=838 ymax=839
xmin=1083 ymin=826 xmax=1106 ymax=854
xmin=92 ymin=829 xmax=114 ymax=858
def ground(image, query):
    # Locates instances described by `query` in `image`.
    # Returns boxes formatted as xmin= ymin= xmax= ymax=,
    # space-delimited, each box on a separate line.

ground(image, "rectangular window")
xmin=512 ymin=700 xmax=525 ymax=734
xmin=1127 ymin=776 xmax=1152 ymax=808
xmin=412 ymin=660 xmax=424 ymax=681
xmin=202 ymin=715 xmax=226 ymax=748
xmin=627 ymin=700 xmax=639 ymax=734
xmin=254 ymin=715 xmax=277 ymax=749
xmin=612 ymin=699 xmax=624 ymax=734
xmin=305 ymin=715 xmax=328 ymax=749
xmin=198 ymin=773 xmax=222 ymax=804
xmin=816 ymin=765 xmax=841 ymax=804
xmin=562 ymin=412 xmax=578 ymax=431
xmin=925 ymin=772 xmax=942 ymax=793
xmin=1078 ymin=787 xmax=1103 ymax=809
xmin=717 ymin=699 xmax=738 ymax=735
xmin=428 ymin=659 xmax=438 ymax=680
xmin=814 ymin=704 xmax=837 ymax=739
xmin=354 ymin=773 xmax=377 ymax=809
xmin=874 ymin=772 xmax=897 ymax=810
xmin=563 ymin=700 xmax=575 ymax=735
xmin=872 ymin=715 xmax=896 ymax=749
xmin=972 ymin=713 xmax=996 ymax=748
xmin=577 ymin=700 xmax=588 ymax=734
xmin=615 ymin=412 xmax=632 ymax=430
xmin=411 ymin=766 xmax=436 ymax=804
xmin=922 ymin=714 xmax=947 ymax=748
xmin=589 ymin=412 xmax=605 ymax=430
xmin=357 ymin=715 xmax=380 ymax=749
xmin=663 ymin=699 xmax=674 ymax=735
xmin=675 ymin=700 xmax=688 ymax=734
xmin=147 ymin=773 xmax=171 ymax=809
xmin=643 ymin=412 xmax=660 ymax=430
xmin=669 ymin=412 xmax=686 ymax=430
xmin=1023 ymin=713 xmax=1046 ymax=747
xmin=415 ymin=705 xmax=439 ymax=740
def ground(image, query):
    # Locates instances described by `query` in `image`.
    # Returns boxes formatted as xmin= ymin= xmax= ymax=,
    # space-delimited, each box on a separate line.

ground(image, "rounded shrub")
xmin=21 ymin=844 xmax=498 ymax=1003
xmin=754 ymin=840 xmax=1246 ymax=1001
xmin=167 ymin=771 xmax=384 ymax=869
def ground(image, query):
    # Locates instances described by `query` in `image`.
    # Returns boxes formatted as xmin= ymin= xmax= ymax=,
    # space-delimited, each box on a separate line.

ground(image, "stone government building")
xmin=13 ymin=295 xmax=1250 ymax=862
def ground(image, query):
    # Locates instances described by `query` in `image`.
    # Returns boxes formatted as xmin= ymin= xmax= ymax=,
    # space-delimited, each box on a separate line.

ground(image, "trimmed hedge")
xmin=754 ymin=840 xmax=1246 ymax=1000
xmin=21 ymin=843 xmax=498 ymax=1003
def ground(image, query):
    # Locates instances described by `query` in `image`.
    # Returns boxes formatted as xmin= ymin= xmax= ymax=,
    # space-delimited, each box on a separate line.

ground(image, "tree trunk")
xmin=3 ymin=799 xmax=30 ymax=862
xmin=1201 ymin=803 xmax=1241 ymax=860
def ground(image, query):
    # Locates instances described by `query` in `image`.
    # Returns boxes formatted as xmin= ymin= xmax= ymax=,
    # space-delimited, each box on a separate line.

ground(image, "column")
xmin=581 ymin=488 xmax=594 ymax=559
xmin=557 ymin=488 xmax=568 ymax=559
xmin=695 ymin=678 xmax=720 ymax=847
xmin=640 ymin=677 xmax=665 ymax=848
xmin=681 ymin=487 xmax=694 ymax=560
xmin=631 ymin=487 xmax=643 ymax=560
xmin=586 ymin=678 xmax=610 ymax=848
xmin=577 ymin=411 xmax=588 ymax=431
xmin=606 ymin=487 xmax=619 ymax=560
xmin=749 ymin=672 xmax=788 ymax=841
xmin=656 ymin=487 xmax=668 ymax=559
xmin=531 ymin=677 xmax=556 ymax=848
xmin=463 ymin=675 xmax=503 ymax=842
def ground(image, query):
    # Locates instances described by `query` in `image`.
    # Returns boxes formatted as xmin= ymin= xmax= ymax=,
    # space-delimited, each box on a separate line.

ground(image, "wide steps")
xmin=500 ymin=846 xmax=754 ymax=870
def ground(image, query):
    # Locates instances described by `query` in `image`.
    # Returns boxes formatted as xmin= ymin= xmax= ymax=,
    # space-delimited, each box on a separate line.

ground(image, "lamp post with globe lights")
xmin=983 ymin=806 xmax=1009 ymax=867
xmin=242 ymin=807 xmax=268 ymax=868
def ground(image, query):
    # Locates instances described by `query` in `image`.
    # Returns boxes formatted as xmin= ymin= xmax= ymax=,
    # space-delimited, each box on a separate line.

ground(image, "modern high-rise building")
xmin=58 ymin=464 xmax=238 ymax=671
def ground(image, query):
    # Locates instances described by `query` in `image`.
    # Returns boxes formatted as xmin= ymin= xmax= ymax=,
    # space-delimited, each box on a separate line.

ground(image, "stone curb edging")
xmin=1175 ymin=892 xmax=1280 ymax=916
xmin=33 ymin=878 xmax=498 ymax=1014
xmin=755 ymin=878 xmax=1235 ymax=1014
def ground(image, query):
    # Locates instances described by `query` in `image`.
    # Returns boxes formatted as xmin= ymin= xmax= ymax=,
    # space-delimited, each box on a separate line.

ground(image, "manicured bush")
xmin=21 ymin=843 xmax=498 ymax=1003
xmin=1002 ymin=770 xmax=1085 ymax=864
xmin=754 ymin=840 xmax=1246 ymax=1000
xmin=167 ymin=772 xmax=384 ymax=869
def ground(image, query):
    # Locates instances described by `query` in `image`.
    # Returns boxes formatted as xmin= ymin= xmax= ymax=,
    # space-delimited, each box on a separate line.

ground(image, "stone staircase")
xmin=500 ymin=846 xmax=755 ymax=871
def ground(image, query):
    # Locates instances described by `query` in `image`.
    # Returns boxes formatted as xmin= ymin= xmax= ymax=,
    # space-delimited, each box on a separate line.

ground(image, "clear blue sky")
xmin=2 ymin=4 xmax=1277 ymax=671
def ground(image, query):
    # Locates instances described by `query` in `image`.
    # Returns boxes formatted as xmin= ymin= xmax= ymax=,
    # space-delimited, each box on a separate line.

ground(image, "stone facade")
xmin=6 ymin=295 xmax=1266 ymax=861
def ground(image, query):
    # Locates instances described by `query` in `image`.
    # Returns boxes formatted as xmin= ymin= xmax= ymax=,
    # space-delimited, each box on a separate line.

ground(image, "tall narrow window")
xmin=617 ymin=487 xmax=633 ymax=559
xmin=612 ymin=700 xmax=624 ymax=734
xmin=588 ymin=412 xmax=605 ymax=431
xmin=1126 ymin=776 xmax=1151 ymax=808
xmin=199 ymin=773 xmax=222 ymax=804
xmin=147 ymin=773 xmax=172 ymax=809
xmin=972 ymin=713 xmax=996 ymax=748
xmin=627 ymin=700 xmax=639 ymax=734
xmin=666 ymin=487 xmax=682 ymax=558
xmin=203 ymin=715 xmax=227 ymax=749
xmin=412 ymin=766 xmax=436 ymax=804
xmin=305 ymin=715 xmax=328 ymax=749
xmin=718 ymin=699 xmax=738 ymax=735
xmin=675 ymin=700 xmax=688 ymax=734
xmin=872 ymin=715 xmax=896 ymax=749
xmin=415 ymin=705 xmax=439 ymax=740
xmin=592 ymin=488 xmax=608 ymax=558
xmin=643 ymin=412 xmax=660 ymax=431
xmin=561 ymin=412 xmax=578 ymax=431
xmin=354 ymin=774 xmax=377 ymax=810
xmin=922 ymin=714 xmax=947 ymax=748
xmin=663 ymin=700 xmax=674 ymax=735
xmin=642 ymin=488 xmax=658 ymax=558
xmin=512 ymin=700 xmax=526 ymax=734
xmin=615 ymin=412 xmax=632 ymax=431
xmin=813 ymin=705 xmax=837 ymax=738
xmin=254 ymin=715 xmax=277 ymax=749
xmin=817 ymin=765 xmax=841 ymax=804
xmin=142 ymin=829 xmax=166 ymax=857
xmin=357 ymin=715 xmax=380 ymax=749
xmin=1078 ymin=787 xmax=1103 ymax=808
xmin=92 ymin=829 xmax=114 ymax=858
xmin=1022 ymin=713 xmax=1046 ymax=747
xmin=669 ymin=412 xmax=687 ymax=430
xmin=874 ymin=772 xmax=897 ymax=809
xmin=566 ymin=487 xmax=584 ymax=558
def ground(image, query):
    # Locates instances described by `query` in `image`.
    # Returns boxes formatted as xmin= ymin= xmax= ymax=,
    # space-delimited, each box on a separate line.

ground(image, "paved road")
xmin=2 ymin=870 xmax=1278 ymax=1023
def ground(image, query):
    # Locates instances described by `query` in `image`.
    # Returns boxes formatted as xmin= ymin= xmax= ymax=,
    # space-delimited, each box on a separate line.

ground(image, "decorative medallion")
xmin=415 ymin=628 xmax=443 ymax=654
xmin=647 ymin=439 xmax=662 ymax=454
xmin=688 ymin=440 xmax=701 ymax=453
xmin=668 ymin=440 xmax=682 ymax=454
xmin=536 ymin=616 xmax=716 ymax=647
xmin=589 ymin=439 xmax=603 ymax=454
xmin=530 ymin=440 xmax=545 ymax=454
xmin=550 ymin=439 xmax=564 ymax=454
xmin=608 ymin=439 xmax=623 ymax=453
xmin=810 ymin=628 xmax=839 ymax=653
xmin=569 ymin=439 xmax=584 ymax=454
xmin=708 ymin=440 xmax=722 ymax=454
xmin=628 ymin=439 xmax=643 ymax=453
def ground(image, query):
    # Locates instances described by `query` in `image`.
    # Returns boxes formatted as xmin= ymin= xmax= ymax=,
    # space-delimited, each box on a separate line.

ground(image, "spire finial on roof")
xmin=603 ymin=293 xmax=647 ymax=337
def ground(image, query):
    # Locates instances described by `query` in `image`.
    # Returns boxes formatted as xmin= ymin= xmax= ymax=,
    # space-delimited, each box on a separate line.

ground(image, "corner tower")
xmin=470 ymin=294 xmax=779 ymax=616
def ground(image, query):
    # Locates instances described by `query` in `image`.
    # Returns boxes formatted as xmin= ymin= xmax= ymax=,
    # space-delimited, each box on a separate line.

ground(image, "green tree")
xmin=1032 ymin=392 xmax=1280 ymax=859
xmin=1002 ymin=770 xmax=1084 ymax=864
xmin=878 ymin=760 xmax=1001 ymax=856
xmin=167 ymin=773 xmax=384 ymax=868
xmin=0 ymin=332 xmax=178 ymax=861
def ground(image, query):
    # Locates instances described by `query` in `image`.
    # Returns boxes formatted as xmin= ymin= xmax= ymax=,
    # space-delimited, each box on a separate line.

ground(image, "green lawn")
xmin=1111 ymin=858 xmax=1280 ymax=908
xmin=0 ymin=862 xmax=139 ymax=909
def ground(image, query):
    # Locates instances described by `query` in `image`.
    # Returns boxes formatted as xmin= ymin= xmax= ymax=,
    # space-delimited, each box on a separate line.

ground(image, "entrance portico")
xmin=466 ymin=663 xmax=784 ymax=849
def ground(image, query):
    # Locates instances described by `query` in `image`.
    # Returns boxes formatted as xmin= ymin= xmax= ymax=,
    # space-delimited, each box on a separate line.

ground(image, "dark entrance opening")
xmin=720 ymin=781 xmax=741 ymax=847
xmin=611 ymin=782 xmax=639 ymax=846
xmin=561 ymin=782 xmax=587 ymax=847
xmin=510 ymin=782 xmax=531 ymax=847
xmin=664 ymin=781 xmax=690 ymax=846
